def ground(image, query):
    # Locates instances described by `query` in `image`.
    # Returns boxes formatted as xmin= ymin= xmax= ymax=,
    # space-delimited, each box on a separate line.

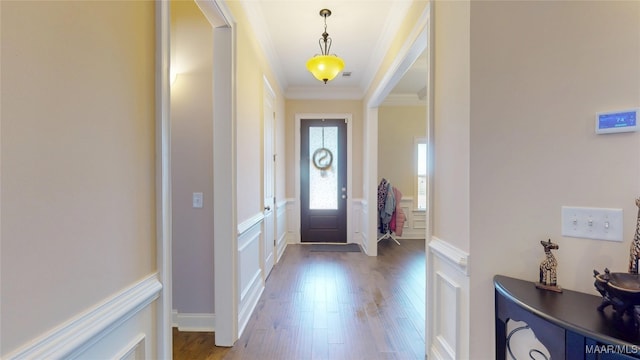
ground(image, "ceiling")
xmin=237 ymin=0 xmax=427 ymax=104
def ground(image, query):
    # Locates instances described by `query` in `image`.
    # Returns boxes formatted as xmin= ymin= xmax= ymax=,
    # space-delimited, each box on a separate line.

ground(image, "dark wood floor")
xmin=173 ymin=239 xmax=426 ymax=360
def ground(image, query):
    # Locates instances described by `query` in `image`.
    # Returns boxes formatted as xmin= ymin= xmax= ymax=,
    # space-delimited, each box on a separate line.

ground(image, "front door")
xmin=300 ymin=118 xmax=347 ymax=243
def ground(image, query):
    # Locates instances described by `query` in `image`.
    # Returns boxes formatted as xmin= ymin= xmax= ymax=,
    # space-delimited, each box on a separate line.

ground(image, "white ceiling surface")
xmin=238 ymin=0 xmax=427 ymax=103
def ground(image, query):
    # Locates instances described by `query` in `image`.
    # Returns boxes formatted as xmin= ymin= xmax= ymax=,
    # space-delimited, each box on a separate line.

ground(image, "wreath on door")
xmin=312 ymin=147 xmax=333 ymax=171
xmin=312 ymin=126 xmax=334 ymax=174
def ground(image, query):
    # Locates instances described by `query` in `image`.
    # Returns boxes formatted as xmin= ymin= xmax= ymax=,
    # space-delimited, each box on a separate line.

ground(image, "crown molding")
xmin=238 ymin=0 xmax=288 ymax=91
xmin=359 ymin=1 xmax=413 ymax=93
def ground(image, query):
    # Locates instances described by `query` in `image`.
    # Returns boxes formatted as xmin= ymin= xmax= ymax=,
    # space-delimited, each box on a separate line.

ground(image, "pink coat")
xmin=389 ymin=187 xmax=406 ymax=236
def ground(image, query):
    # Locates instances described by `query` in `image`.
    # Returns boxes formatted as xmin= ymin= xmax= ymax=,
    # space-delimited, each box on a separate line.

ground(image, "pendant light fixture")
xmin=306 ymin=9 xmax=345 ymax=84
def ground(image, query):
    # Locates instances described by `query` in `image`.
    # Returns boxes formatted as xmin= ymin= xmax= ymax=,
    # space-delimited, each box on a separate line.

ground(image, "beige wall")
xmin=285 ymin=100 xmax=364 ymax=199
xmin=228 ymin=2 xmax=287 ymax=224
xmin=170 ymin=0 xmax=215 ymax=315
xmin=235 ymin=25 xmax=263 ymax=222
xmin=460 ymin=1 xmax=639 ymax=356
xmin=1 ymin=1 xmax=156 ymax=354
xmin=378 ymin=105 xmax=427 ymax=199
xmin=433 ymin=0 xmax=471 ymax=254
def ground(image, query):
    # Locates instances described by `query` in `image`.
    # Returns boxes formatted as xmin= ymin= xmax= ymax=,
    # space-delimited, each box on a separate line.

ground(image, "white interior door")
xmin=263 ymin=79 xmax=276 ymax=278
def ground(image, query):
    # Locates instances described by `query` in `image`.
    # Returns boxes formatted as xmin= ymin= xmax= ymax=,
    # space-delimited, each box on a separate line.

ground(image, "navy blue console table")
xmin=495 ymin=275 xmax=640 ymax=359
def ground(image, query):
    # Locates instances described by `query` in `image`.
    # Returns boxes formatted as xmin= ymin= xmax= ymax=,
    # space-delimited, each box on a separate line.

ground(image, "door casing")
xmin=299 ymin=118 xmax=348 ymax=243
xmin=262 ymin=76 xmax=276 ymax=277
xmin=294 ymin=113 xmax=352 ymax=244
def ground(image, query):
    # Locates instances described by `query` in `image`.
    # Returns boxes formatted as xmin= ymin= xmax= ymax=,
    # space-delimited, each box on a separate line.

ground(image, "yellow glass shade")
xmin=306 ymin=55 xmax=345 ymax=84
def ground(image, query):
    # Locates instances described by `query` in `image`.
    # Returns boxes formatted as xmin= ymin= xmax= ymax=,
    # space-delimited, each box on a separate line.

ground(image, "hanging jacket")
xmin=391 ymin=187 xmax=406 ymax=236
xmin=381 ymin=182 xmax=395 ymax=226
xmin=377 ymin=178 xmax=388 ymax=211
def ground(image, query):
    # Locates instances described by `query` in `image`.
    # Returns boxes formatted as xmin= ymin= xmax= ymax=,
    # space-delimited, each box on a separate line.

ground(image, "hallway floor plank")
xmin=173 ymin=239 xmax=425 ymax=360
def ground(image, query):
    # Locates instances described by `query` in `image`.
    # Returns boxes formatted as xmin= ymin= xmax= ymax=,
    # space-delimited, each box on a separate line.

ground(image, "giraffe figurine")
xmin=536 ymin=239 xmax=562 ymax=292
xmin=629 ymin=197 xmax=640 ymax=274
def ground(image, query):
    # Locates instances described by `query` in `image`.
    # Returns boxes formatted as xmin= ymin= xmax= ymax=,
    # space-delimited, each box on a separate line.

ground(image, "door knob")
xmin=264 ymin=206 xmax=271 ymax=211
xmin=341 ymin=194 xmax=347 ymax=199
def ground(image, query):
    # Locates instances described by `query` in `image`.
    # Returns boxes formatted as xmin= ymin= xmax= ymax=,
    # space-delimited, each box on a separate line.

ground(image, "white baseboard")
xmin=172 ymin=309 xmax=179 ymax=328
xmin=5 ymin=274 xmax=162 ymax=360
xmin=398 ymin=230 xmax=426 ymax=240
xmin=172 ymin=311 xmax=215 ymax=332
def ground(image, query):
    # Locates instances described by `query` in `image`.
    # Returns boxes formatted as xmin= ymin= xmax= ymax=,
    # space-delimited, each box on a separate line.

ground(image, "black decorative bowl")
xmin=594 ymin=268 xmax=640 ymax=328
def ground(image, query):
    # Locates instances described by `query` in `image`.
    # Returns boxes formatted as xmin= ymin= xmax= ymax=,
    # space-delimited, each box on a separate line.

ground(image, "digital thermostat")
xmin=595 ymin=108 xmax=638 ymax=134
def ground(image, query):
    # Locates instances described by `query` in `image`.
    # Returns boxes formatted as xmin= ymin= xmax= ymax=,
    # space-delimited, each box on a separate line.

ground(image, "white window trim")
xmin=414 ymin=136 xmax=428 ymax=211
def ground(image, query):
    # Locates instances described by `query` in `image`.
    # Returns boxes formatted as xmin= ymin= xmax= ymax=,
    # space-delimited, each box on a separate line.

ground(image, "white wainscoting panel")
xmin=433 ymin=271 xmax=460 ymax=360
xmin=352 ymin=199 xmax=365 ymax=247
xmin=353 ymin=200 xmax=362 ymax=234
xmin=236 ymin=216 xmax=265 ymax=338
xmin=398 ymin=197 xmax=426 ymax=239
xmin=5 ymin=275 xmax=161 ymax=360
xmin=359 ymin=199 xmax=370 ymax=254
xmin=276 ymin=200 xmax=289 ymax=262
xmin=429 ymin=237 xmax=469 ymax=275
xmin=428 ymin=237 xmax=470 ymax=360
xmin=285 ymin=198 xmax=297 ymax=243
xmin=114 ymin=334 xmax=146 ymax=360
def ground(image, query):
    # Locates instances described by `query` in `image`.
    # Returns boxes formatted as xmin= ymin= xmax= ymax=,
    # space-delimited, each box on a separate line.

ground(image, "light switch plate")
xmin=193 ymin=192 xmax=203 ymax=209
xmin=561 ymin=206 xmax=623 ymax=242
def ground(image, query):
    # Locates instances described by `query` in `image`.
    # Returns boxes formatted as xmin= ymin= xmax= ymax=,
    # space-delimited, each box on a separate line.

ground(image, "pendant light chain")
xmin=319 ymin=12 xmax=332 ymax=56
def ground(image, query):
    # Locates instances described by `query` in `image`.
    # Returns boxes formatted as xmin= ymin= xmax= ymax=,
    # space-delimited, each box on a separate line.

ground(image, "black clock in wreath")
xmin=312 ymin=127 xmax=334 ymax=177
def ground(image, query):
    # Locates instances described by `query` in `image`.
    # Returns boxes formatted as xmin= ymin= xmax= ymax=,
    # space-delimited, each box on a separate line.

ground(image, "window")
xmin=415 ymin=137 xmax=427 ymax=210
